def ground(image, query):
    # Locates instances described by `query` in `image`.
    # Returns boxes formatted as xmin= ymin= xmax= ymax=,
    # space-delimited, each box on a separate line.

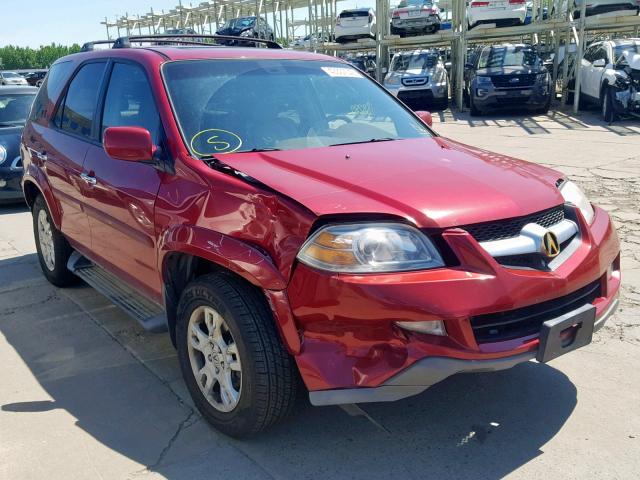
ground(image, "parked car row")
xmin=0 ymin=70 xmax=48 ymax=87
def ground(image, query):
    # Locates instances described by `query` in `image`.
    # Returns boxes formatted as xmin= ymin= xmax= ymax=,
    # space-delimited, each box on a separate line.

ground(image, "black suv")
xmin=464 ymin=44 xmax=552 ymax=116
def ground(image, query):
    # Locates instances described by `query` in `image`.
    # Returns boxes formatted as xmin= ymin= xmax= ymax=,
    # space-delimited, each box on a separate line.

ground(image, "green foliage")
xmin=0 ymin=44 xmax=82 ymax=70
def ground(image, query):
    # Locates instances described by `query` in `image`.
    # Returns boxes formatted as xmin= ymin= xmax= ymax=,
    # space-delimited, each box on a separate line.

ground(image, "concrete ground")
xmin=1 ymin=108 xmax=639 ymax=480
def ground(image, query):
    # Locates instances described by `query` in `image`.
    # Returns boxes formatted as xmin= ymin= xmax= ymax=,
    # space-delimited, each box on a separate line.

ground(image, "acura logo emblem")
xmin=509 ymin=77 xmax=520 ymax=83
xmin=541 ymin=231 xmax=560 ymax=258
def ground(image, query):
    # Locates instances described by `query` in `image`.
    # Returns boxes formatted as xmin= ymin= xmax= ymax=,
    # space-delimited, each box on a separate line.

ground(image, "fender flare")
xmin=159 ymin=225 xmax=288 ymax=291
xmin=22 ymin=169 xmax=62 ymax=229
xmin=159 ymin=225 xmax=301 ymax=354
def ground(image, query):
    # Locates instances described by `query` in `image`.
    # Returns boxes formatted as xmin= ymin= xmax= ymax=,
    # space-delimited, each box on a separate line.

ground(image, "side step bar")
xmin=67 ymin=252 xmax=167 ymax=333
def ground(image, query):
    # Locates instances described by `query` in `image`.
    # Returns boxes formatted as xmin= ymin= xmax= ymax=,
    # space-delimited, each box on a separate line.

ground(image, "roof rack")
xmin=81 ymin=34 xmax=282 ymax=52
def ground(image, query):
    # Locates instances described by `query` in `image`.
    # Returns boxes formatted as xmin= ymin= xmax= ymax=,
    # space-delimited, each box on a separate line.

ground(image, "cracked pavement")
xmin=1 ymin=108 xmax=639 ymax=479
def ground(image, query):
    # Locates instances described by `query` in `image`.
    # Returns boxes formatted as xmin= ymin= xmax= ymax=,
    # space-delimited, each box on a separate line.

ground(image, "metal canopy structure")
xmin=102 ymin=0 xmax=346 ymax=41
xmin=104 ymin=0 xmax=640 ymax=113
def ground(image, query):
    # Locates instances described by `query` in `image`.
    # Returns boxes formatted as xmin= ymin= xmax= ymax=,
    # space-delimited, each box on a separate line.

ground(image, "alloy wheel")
xmin=37 ymin=209 xmax=55 ymax=271
xmin=187 ymin=305 xmax=242 ymax=412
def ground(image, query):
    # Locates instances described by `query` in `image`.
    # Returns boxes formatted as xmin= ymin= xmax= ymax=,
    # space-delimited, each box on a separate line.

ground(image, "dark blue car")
xmin=0 ymin=86 xmax=37 ymax=203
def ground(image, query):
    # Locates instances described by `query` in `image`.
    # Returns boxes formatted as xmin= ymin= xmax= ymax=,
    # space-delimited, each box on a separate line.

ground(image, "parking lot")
xmin=1 ymin=108 xmax=638 ymax=480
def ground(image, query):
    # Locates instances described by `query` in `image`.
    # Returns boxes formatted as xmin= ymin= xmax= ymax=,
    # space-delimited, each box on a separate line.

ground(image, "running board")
xmin=67 ymin=252 xmax=167 ymax=333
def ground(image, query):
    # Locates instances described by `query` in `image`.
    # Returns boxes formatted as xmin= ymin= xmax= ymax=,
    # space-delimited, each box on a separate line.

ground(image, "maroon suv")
xmin=21 ymin=37 xmax=620 ymax=437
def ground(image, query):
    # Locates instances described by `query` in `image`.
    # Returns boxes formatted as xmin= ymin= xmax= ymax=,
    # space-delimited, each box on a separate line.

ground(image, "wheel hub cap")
xmin=37 ymin=209 xmax=55 ymax=271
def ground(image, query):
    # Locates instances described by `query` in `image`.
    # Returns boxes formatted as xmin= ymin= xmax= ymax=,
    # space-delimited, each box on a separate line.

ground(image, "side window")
xmin=29 ymin=61 xmax=74 ymax=122
xmin=59 ymin=62 xmax=107 ymax=139
xmin=101 ymin=63 xmax=161 ymax=144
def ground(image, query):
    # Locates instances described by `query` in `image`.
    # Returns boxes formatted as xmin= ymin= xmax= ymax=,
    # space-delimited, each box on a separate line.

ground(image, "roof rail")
xmin=80 ymin=34 xmax=281 ymax=52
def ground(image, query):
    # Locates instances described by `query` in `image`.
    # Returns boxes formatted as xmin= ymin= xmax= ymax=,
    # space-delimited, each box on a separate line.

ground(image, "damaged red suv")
xmin=22 ymin=36 xmax=620 ymax=437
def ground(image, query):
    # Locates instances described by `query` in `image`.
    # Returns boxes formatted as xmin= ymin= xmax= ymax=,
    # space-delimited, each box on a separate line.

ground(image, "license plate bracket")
xmin=537 ymin=304 xmax=596 ymax=363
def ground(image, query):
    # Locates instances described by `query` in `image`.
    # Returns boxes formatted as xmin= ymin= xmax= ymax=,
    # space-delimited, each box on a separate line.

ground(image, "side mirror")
xmin=592 ymin=58 xmax=606 ymax=68
xmin=103 ymin=127 xmax=155 ymax=162
xmin=415 ymin=110 xmax=433 ymax=128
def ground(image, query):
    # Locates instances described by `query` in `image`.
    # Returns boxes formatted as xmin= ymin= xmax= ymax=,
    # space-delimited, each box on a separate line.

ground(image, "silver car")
xmin=383 ymin=50 xmax=449 ymax=109
xmin=0 ymin=72 xmax=28 ymax=86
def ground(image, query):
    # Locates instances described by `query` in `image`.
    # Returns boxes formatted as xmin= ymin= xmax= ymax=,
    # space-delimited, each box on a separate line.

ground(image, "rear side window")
xmin=101 ymin=63 xmax=161 ymax=144
xmin=29 ymin=61 xmax=74 ymax=121
xmin=58 ymin=62 xmax=107 ymax=139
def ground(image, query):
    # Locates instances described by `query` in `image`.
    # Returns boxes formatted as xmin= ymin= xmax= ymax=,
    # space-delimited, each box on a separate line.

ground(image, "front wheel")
xmin=602 ymin=87 xmax=616 ymax=124
xmin=176 ymin=273 xmax=298 ymax=438
xmin=32 ymin=195 xmax=77 ymax=287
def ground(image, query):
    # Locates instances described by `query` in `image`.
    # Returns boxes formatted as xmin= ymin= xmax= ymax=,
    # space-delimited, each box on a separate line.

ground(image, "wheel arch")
xmin=159 ymin=228 xmax=301 ymax=354
xmin=22 ymin=177 xmax=62 ymax=228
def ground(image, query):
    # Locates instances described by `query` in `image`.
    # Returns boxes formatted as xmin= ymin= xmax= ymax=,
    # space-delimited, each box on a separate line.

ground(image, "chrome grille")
xmin=464 ymin=206 xmax=565 ymax=243
xmin=402 ymin=77 xmax=428 ymax=86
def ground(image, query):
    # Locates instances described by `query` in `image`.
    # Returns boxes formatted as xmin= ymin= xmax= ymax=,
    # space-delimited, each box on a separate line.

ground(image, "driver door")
xmin=82 ymin=61 xmax=165 ymax=301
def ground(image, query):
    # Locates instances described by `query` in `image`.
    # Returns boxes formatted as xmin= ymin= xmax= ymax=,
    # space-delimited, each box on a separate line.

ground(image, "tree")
xmin=0 ymin=43 xmax=81 ymax=70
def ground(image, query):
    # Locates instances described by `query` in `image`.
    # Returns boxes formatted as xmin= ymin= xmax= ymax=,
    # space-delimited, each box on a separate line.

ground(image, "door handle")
xmin=28 ymin=147 xmax=47 ymax=162
xmin=80 ymin=173 xmax=97 ymax=186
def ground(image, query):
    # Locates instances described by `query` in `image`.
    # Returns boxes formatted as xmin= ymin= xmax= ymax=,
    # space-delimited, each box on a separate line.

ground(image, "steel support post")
xmin=572 ymin=0 xmax=587 ymax=114
xmin=375 ymin=0 xmax=390 ymax=83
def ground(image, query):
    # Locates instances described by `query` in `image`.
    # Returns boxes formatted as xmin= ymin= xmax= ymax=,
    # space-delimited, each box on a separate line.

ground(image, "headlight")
xmin=297 ymin=223 xmax=444 ymax=273
xmin=0 ymin=145 xmax=6 ymax=165
xmin=536 ymin=73 xmax=549 ymax=83
xmin=240 ymin=29 xmax=253 ymax=37
xmin=385 ymin=75 xmax=400 ymax=86
xmin=476 ymin=76 xmax=492 ymax=86
xmin=560 ymin=180 xmax=595 ymax=224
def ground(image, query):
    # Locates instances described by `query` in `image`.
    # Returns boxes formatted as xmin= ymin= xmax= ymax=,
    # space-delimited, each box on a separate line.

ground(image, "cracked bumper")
xmin=288 ymin=206 xmax=621 ymax=402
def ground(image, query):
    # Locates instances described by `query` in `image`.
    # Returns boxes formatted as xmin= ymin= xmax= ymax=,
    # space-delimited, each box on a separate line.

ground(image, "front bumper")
xmin=473 ymin=81 xmax=550 ymax=110
xmin=386 ymin=84 xmax=448 ymax=102
xmin=288 ymin=206 xmax=621 ymax=404
xmin=0 ymin=167 xmax=24 ymax=201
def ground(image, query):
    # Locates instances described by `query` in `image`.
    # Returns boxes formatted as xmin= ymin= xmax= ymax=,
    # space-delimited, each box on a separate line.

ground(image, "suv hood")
xmin=476 ymin=65 xmax=544 ymax=76
xmin=218 ymin=137 xmax=564 ymax=229
xmin=0 ymin=125 xmax=23 ymax=159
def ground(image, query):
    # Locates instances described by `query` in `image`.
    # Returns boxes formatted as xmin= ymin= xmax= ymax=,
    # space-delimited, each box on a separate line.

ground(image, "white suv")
xmin=467 ymin=0 xmax=527 ymax=29
xmin=335 ymin=8 xmax=376 ymax=43
xmin=578 ymin=38 xmax=640 ymax=121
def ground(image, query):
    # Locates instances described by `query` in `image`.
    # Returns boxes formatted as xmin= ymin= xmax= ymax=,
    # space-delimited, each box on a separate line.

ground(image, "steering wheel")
xmin=325 ymin=114 xmax=353 ymax=124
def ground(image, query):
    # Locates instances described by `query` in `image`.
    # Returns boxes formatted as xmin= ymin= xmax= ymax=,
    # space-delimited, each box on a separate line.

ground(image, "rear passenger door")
xmin=82 ymin=61 xmax=164 ymax=302
xmin=38 ymin=61 xmax=108 ymax=250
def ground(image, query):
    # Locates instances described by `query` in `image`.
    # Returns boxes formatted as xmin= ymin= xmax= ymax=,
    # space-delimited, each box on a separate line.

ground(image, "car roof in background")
xmin=0 ymin=85 xmax=39 ymax=94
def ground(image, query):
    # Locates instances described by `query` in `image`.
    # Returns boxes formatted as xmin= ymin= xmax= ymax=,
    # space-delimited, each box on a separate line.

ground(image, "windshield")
xmin=391 ymin=53 xmax=438 ymax=72
xmin=398 ymin=0 xmax=431 ymax=7
xmin=478 ymin=46 xmax=539 ymax=68
xmin=223 ymin=17 xmax=255 ymax=29
xmin=162 ymin=59 xmax=431 ymax=156
xmin=614 ymin=43 xmax=640 ymax=63
xmin=0 ymin=93 xmax=36 ymax=125
xmin=3 ymin=72 xmax=22 ymax=79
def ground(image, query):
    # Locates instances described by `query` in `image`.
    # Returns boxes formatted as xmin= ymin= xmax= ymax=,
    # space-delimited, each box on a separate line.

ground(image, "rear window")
xmin=29 ymin=61 xmax=74 ymax=122
xmin=478 ymin=46 xmax=539 ymax=68
xmin=339 ymin=10 xmax=369 ymax=18
xmin=397 ymin=0 xmax=431 ymax=7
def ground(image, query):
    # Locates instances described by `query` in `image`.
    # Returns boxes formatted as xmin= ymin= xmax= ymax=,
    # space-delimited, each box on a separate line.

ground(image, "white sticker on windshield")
xmin=321 ymin=66 xmax=363 ymax=78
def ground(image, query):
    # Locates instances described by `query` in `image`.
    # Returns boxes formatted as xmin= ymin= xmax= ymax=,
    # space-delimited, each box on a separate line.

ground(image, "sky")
xmin=0 ymin=0 xmax=374 ymax=48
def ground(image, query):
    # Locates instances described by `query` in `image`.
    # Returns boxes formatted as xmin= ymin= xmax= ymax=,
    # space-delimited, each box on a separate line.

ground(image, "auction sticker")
xmin=321 ymin=66 xmax=363 ymax=78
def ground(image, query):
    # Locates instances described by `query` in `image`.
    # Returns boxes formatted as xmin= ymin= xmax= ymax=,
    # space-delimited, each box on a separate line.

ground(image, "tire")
xmin=469 ymin=93 xmax=481 ymax=116
xmin=32 ymin=195 xmax=77 ymax=287
xmin=602 ymin=87 xmax=616 ymax=124
xmin=176 ymin=273 xmax=297 ymax=438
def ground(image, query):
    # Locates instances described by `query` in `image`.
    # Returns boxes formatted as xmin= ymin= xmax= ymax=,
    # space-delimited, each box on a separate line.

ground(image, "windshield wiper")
xmin=329 ymin=137 xmax=397 ymax=147
xmin=236 ymin=147 xmax=282 ymax=153
xmin=0 ymin=121 xmax=22 ymax=127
